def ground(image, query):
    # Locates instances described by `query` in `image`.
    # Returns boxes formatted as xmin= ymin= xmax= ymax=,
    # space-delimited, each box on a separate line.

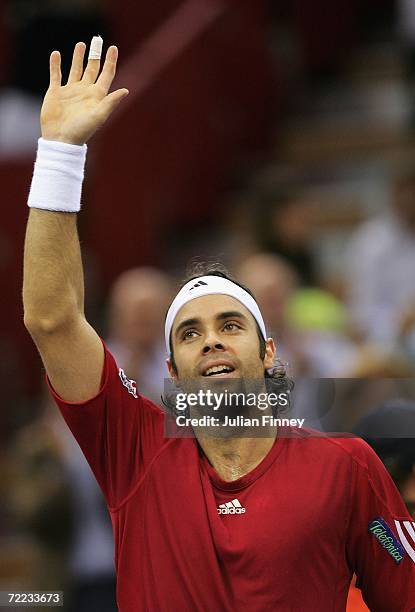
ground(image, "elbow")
xmin=24 ymin=311 xmax=79 ymax=337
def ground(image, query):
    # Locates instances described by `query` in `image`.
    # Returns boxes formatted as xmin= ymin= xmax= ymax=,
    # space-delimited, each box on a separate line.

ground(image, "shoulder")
xmin=301 ymin=432 xmax=396 ymax=503
xmin=323 ymin=435 xmax=383 ymax=472
xmin=103 ymin=342 xmax=164 ymax=415
xmin=288 ymin=427 xmax=382 ymax=470
xmin=288 ymin=430 xmax=395 ymax=503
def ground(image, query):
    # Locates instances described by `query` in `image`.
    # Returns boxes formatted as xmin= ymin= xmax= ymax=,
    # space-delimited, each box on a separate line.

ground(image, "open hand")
xmin=41 ymin=41 xmax=129 ymax=145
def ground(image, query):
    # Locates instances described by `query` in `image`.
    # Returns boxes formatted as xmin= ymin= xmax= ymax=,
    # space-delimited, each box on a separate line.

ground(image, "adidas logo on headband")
xmin=189 ymin=280 xmax=208 ymax=291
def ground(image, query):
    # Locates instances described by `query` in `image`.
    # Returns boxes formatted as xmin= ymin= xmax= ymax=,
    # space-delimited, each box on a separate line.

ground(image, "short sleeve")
xmin=47 ymin=342 xmax=166 ymax=509
xmin=346 ymin=439 xmax=415 ymax=611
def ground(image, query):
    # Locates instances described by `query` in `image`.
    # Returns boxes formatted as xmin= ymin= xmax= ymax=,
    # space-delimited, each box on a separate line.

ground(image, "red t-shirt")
xmin=48 ymin=345 xmax=415 ymax=611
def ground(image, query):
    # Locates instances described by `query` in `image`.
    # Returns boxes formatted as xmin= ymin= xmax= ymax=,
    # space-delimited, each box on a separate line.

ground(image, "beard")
xmin=163 ymin=372 xmax=269 ymax=438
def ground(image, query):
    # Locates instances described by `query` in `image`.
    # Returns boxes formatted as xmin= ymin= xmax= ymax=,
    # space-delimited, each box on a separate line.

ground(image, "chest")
xmin=130 ymin=452 xmax=349 ymax=572
xmin=213 ymin=473 xmax=347 ymax=566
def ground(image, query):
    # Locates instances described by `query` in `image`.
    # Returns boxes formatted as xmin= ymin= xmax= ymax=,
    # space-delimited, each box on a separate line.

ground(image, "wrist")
xmin=41 ymin=132 xmax=86 ymax=146
xmin=28 ymin=138 xmax=87 ymax=213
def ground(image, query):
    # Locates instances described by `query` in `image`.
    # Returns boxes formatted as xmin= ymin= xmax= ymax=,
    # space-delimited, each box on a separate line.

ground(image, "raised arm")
xmin=23 ymin=41 xmax=129 ymax=402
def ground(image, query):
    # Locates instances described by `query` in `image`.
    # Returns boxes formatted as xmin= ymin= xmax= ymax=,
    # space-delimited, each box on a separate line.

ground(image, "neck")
xmin=184 ymin=379 xmax=278 ymax=481
xmin=197 ymin=427 xmax=277 ymax=481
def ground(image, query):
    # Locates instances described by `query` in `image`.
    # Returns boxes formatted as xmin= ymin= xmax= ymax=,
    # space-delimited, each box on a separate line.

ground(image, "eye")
xmin=183 ymin=329 xmax=199 ymax=340
xmin=223 ymin=321 xmax=241 ymax=332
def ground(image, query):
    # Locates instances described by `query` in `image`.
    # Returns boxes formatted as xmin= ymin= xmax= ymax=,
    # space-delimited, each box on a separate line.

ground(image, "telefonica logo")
xmin=369 ymin=517 xmax=405 ymax=564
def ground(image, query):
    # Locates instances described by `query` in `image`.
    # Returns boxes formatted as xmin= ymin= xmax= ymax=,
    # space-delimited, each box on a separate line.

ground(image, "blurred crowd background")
xmin=1 ymin=0 xmax=415 ymax=610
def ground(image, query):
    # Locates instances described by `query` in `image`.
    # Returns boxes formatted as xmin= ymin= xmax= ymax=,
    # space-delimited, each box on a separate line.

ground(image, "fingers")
xmin=67 ymin=42 xmax=86 ymax=84
xmin=95 ymin=46 xmax=118 ymax=94
xmin=98 ymin=88 xmax=129 ymax=119
xmin=82 ymin=39 xmax=102 ymax=84
xmin=82 ymin=59 xmax=101 ymax=84
xmin=49 ymin=51 xmax=62 ymax=87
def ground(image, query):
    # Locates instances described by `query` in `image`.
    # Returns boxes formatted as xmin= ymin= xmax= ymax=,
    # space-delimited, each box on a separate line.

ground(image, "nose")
xmin=202 ymin=330 xmax=225 ymax=355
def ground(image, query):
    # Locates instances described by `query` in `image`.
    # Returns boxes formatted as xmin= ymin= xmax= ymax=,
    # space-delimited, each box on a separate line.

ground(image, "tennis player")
xmin=23 ymin=40 xmax=415 ymax=611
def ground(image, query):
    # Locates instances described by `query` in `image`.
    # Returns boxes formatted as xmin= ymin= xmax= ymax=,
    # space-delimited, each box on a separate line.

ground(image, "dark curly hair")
xmin=164 ymin=260 xmax=294 ymax=417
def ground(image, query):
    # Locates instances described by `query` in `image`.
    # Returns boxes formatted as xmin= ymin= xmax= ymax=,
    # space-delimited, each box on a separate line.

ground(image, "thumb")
xmin=99 ymin=88 xmax=129 ymax=119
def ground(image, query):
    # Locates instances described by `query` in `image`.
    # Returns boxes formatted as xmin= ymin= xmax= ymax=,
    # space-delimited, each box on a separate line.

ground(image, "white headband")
xmin=165 ymin=275 xmax=267 ymax=353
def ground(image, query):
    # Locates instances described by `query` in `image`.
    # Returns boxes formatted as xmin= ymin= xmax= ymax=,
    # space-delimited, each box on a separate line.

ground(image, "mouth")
xmin=202 ymin=363 xmax=236 ymax=377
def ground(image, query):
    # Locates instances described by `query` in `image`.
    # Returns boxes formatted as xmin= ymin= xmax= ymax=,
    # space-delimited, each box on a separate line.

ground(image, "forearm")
xmin=23 ymin=40 xmax=127 ymax=334
xmin=23 ymin=209 xmax=84 ymax=331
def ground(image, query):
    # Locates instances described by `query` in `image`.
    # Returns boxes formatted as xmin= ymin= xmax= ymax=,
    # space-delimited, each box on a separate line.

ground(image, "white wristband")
xmin=28 ymin=138 xmax=87 ymax=213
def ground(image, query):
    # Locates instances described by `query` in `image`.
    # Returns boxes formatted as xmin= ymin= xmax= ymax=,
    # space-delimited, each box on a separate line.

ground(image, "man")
xmin=23 ymin=40 xmax=415 ymax=611
xmin=346 ymin=168 xmax=415 ymax=348
xmin=107 ymin=266 xmax=172 ymax=403
xmin=236 ymin=252 xmax=298 ymax=370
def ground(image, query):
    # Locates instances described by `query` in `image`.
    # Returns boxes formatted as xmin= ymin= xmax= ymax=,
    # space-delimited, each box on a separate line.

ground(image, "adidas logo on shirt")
xmin=217 ymin=498 xmax=246 ymax=515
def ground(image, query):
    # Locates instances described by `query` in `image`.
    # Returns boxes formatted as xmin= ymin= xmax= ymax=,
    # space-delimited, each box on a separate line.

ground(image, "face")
xmin=167 ymin=294 xmax=275 ymax=383
xmin=121 ymin=289 xmax=166 ymax=347
xmin=111 ymin=283 xmax=169 ymax=349
xmin=238 ymin=259 xmax=295 ymax=333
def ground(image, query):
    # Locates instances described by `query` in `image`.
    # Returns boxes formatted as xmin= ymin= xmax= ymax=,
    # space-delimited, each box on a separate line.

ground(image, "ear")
xmin=166 ymin=357 xmax=178 ymax=384
xmin=263 ymin=338 xmax=276 ymax=370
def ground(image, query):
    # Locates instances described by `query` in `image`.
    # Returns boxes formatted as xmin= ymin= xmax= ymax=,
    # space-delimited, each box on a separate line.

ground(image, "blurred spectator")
xmin=347 ymin=399 xmax=415 ymax=612
xmin=323 ymin=348 xmax=415 ymax=434
xmin=348 ymin=346 xmax=415 ymax=379
xmin=6 ymin=393 xmax=117 ymax=612
xmin=107 ymin=267 xmax=172 ymax=404
xmin=270 ymin=286 xmax=359 ymax=430
xmin=236 ymin=252 xmax=299 ymax=372
xmin=5 ymin=402 xmax=73 ymax=591
xmin=236 ymin=257 xmax=362 ymax=429
xmin=354 ymin=398 xmax=415 ymax=516
xmin=347 ymin=399 xmax=415 ymax=609
xmin=286 ymin=287 xmax=358 ymax=377
xmin=346 ymin=169 xmax=415 ymax=349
